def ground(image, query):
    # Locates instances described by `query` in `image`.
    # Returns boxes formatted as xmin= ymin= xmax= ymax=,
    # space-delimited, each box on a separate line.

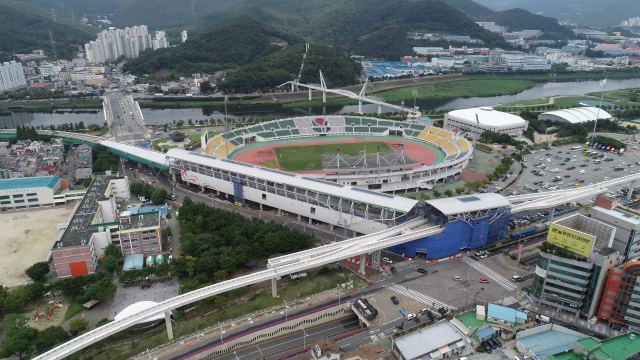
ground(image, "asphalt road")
xmin=107 ymin=95 xmax=146 ymax=145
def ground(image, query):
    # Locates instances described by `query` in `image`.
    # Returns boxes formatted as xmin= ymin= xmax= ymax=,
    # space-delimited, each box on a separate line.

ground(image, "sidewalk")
xmin=516 ymin=291 xmax=622 ymax=337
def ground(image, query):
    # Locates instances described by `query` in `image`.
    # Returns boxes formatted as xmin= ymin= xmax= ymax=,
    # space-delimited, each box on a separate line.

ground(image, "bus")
xmin=584 ymin=142 xmax=590 ymax=147
xmin=571 ymin=146 xmax=582 ymax=151
xmin=583 ymin=150 xmax=594 ymax=156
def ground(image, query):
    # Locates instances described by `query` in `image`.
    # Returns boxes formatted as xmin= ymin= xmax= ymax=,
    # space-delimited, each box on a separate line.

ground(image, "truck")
xmin=536 ymin=315 xmax=551 ymax=323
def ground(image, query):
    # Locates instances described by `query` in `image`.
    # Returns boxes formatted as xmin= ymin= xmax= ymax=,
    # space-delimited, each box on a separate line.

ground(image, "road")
xmin=107 ymin=95 xmax=146 ymax=145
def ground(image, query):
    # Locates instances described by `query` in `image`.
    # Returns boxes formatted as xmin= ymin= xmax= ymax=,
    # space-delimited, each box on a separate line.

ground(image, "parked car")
xmin=417 ymin=268 xmax=428 ymax=274
xmin=391 ymin=296 xmax=399 ymax=305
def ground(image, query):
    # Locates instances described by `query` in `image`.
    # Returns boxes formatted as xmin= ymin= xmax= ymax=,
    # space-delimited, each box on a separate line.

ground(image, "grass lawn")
xmin=274 ymin=141 xmax=392 ymax=171
xmin=259 ymin=160 xmax=277 ymax=168
xmin=64 ymin=301 xmax=85 ymax=321
xmin=377 ymin=79 xmax=535 ymax=102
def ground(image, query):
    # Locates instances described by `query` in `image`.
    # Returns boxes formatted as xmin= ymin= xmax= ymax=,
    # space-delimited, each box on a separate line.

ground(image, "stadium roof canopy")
xmin=426 ymin=193 xmax=510 ymax=215
xmin=537 ymin=107 xmax=612 ymax=124
xmin=447 ymin=107 xmax=527 ymax=127
xmin=167 ymin=149 xmax=418 ymax=213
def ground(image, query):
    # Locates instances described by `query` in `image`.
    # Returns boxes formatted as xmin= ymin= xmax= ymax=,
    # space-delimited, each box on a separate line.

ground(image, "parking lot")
xmin=519 ymin=143 xmax=638 ymax=198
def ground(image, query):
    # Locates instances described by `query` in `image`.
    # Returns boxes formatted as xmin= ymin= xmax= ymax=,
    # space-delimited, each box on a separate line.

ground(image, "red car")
xmin=184 ymin=195 xmax=190 ymax=199
xmin=480 ymin=278 xmax=490 ymax=283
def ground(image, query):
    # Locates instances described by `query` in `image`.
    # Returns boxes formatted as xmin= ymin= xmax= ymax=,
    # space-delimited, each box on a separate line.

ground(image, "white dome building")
xmin=443 ymin=107 xmax=528 ymax=136
xmin=537 ymin=107 xmax=612 ymax=124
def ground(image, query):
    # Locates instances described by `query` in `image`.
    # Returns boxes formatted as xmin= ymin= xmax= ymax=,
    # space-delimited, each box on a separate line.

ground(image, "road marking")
xmin=495 ymin=296 xmax=518 ymax=306
xmin=383 ymin=283 xmax=455 ymax=311
xmin=462 ymin=257 xmax=518 ymax=291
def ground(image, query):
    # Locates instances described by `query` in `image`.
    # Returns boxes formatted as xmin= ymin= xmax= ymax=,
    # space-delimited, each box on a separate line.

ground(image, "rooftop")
xmin=426 ymin=193 xmax=510 ymax=216
xmin=122 ymin=254 xmax=144 ymax=271
xmin=518 ymin=326 xmax=583 ymax=359
xmin=487 ymin=303 xmax=527 ymax=323
xmin=447 ymin=107 xmax=527 ymax=127
xmin=538 ymin=107 xmax=612 ymax=124
xmin=0 ymin=176 xmax=60 ymax=190
xmin=393 ymin=320 xmax=464 ymax=360
xmin=547 ymin=332 xmax=640 ymax=360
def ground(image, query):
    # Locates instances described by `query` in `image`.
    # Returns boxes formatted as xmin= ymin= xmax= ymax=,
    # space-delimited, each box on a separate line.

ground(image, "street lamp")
xmin=302 ymin=327 xmax=308 ymax=348
xmin=284 ymin=300 xmax=289 ymax=321
xmin=233 ymin=351 xmax=239 ymax=360
xmin=336 ymin=284 xmax=342 ymax=303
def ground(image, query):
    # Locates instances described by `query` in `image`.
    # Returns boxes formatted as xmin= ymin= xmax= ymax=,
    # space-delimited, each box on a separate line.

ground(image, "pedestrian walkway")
xmin=462 ymin=257 xmax=518 ymax=291
xmin=383 ymin=283 xmax=455 ymax=311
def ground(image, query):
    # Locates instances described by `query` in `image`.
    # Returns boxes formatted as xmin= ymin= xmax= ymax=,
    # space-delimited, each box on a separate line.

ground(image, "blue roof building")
xmin=487 ymin=303 xmax=527 ymax=326
xmin=123 ymin=254 xmax=145 ymax=271
xmin=128 ymin=204 xmax=168 ymax=216
xmin=0 ymin=176 xmax=61 ymax=211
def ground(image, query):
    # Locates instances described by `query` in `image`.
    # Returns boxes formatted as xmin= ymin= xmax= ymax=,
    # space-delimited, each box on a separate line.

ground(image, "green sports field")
xmin=274 ymin=142 xmax=392 ymax=171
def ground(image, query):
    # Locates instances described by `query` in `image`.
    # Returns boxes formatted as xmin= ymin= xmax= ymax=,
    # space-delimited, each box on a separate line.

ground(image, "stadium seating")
xmin=215 ymin=141 xmax=236 ymax=158
xmin=204 ymin=135 xmax=225 ymax=155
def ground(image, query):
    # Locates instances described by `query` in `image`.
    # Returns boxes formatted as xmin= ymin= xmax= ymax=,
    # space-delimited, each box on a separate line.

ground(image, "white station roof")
xmin=167 ymin=149 xmax=418 ymax=213
xmin=448 ymin=107 xmax=527 ymax=127
xmin=426 ymin=193 xmax=510 ymax=215
xmin=537 ymin=107 xmax=612 ymax=124
xmin=114 ymin=301 xmax=169 ymax=322
xmin=101 ymin=140 xmax=169 ymax=166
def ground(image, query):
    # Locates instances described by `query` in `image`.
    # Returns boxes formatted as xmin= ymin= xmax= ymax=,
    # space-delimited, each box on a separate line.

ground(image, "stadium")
xmin=200 ymin=115 xmax=473 ymax=193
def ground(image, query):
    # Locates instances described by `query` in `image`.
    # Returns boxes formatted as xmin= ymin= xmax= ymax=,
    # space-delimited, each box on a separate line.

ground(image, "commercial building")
xmin=392 ymin=320 xmax=473 ymax=360
xmin=443 ymin=107 xmax=528 ymax=136
xmin=530 ymin=214 xmax=621 ymax=319
xmin=597 ymin=260 xmax=640 ymax=329
xmin=0 ymin=61 xmax=28 ymax=92
xmin=538 ymin=107 xmax=613 ymax=124
xmin=590 ymin=206 xmax=640 ymax=259
xmin=388 ymin=194 xmax=511 ymax=259
xmin=546 ymin=332 xmax=640 ymax=360
xmin=516 ymin=323 xmax=586 ymax=360
xmin=51 ymin=173 xmax=155 ymax=278
xmin=0 ymin=176 xmax=61 ymax=211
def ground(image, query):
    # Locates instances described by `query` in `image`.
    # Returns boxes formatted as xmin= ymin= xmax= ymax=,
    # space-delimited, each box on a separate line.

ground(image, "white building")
xmin=0 ymin=61 xmax=27 ymax=92
xmin=181 ymin=30 xmax=188 ymax=43
xmin=152 ymin=31 xmax=169 ymax=50
xmin=392 ymin=320 xmax=473 ymax=360
xmin=502 ymin=54 xmax=551 ymax=70
xmin=85 ymin=25 xmax=158 ymax=64
xmin=71 ymin=72 xmax=105 ymax=82
xmin=444 ymin=107 xmax=529 ymax=136
xmin=537 ymin=107 xmax=612 ymax=124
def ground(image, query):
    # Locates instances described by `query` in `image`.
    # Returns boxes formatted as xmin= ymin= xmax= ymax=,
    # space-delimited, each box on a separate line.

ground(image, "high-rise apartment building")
xmin=85 ymin=25 xmax=165 ymax=64
xmin=152 ymin=31 xmax=169 ymax=50
xmin=0 ymin=61 xmax=27 ymax=92
xmin=181 ymin=30 xmax=188 ymax=43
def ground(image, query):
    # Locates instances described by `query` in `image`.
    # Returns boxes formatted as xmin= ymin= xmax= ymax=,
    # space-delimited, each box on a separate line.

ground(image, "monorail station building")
xmin=387 ymin=194 xmax=512 ymax=258
xmin=443 ymin=107 xmax=529 ymax=137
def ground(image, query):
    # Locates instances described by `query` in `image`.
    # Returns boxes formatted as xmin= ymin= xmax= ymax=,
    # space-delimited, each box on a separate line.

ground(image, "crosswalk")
xmin=462 ymin=257 xmax=519 ymax=291
xmin=383 ymin=283 xmax=456 ymax=311
xmin=382 ymin=260 xmax=417 ymax=276
xmin=494 ymin=296 xmax=518 ymax=306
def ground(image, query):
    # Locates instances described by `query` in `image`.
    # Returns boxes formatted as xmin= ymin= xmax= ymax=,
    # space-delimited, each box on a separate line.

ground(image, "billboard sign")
xmin=535 ymin=265 xmax=547 ymax=278
xmin=547 ymin=223 xmax=596 ymax=257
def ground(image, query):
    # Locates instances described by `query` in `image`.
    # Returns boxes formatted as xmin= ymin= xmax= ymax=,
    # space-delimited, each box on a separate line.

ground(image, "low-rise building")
xmin=0 ymin=176 xmax=61 ymax=211
xmin=516 ymin=323 xmax=587 ymax=360
xmin=392 ymin=320 xmax=473 ymax=360
xmin=546 ymin=332 xmax=640 ymax=360
xmin=35 ymin=165 xmax=61 ymax=177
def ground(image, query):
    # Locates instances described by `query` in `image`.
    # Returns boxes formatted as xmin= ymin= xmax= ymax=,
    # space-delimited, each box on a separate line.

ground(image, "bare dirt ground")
xmin=459 ymin=171 xmax=489 ymax=182
xmin=0 ymin=206 xmax=74 ymax=286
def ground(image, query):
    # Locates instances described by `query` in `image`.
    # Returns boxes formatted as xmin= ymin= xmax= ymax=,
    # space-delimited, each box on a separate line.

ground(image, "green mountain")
xmin=0 ymin=0 xmax=98 ymax=59
xmin=217 ymin=42 xmax=362 ymax=93
xmin=123 ymin=16 xmax=303 ymax=76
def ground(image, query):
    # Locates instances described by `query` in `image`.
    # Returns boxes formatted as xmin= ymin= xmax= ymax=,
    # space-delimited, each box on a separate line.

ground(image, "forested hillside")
xmin=123 ymin=16 xmax=302 ymax=76
xmin=217 ymin=43 xmax=362 ymax=93
xmin=0 ymin=0 xmax=98 ymax=59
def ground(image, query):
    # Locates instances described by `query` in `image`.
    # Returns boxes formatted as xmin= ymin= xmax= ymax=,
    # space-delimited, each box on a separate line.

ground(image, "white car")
xmin=479 ymin=254 xmax=488 ymax=259
xmin=382 ymin=257 xmax=393 ymax=264
xmin=407 ymin=313 xmax=416 ymax=320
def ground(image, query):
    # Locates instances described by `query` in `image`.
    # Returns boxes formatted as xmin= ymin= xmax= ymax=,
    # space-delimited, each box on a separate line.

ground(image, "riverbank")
xmin=466 ymin=70 xmax=640 ymax=83
xmin=0 ymin=100 xmax=103 ymax=110
xmin=498 ymin=94 xmax=639 ymax=109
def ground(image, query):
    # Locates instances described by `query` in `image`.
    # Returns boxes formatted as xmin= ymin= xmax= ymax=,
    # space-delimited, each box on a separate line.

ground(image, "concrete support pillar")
xmin=260 ymin=203 xmax=263 ymax=210
xmin=309 ymin=87 xmax=312 ymax=101
xmin=548 ymin=207 xmax=555 ymax=223
xmin=201 ymin=185 xmax=205 ymax=192
xmin=138 ymin=161 xmax=143 ymax=169
xmin=629 ymin=180 xmax=637 ymax=201
xmin=330 ymin=224 xmax=335 ymax=231
xmin=165 ymin=311 xmax=173 ymax=339
xmin=291 ymin=83 xmax=294 ymax=92
xmin=308 ymin=217 xmax=312 ymax=225
xmin=298 ymin=214 xmax=301 ymax=221
xmin=353 ymin=230 xmax=357 ymax=237
xmin=225 ymin=193 xmax=229 ymax=199
xmin=271 ymin=278 xmax=278 ymax=297
xmin=378 ymin=104 xmax=382 ymax=114
xmin=358 ymin=100 xmax=363 ymax=114
xmin=217 ymin=190 xmax=220 ymax=196
xmin=359 ymin=254 xmax=366 ymax=274
xmin=172 ymin=172 xmax=176 ymax=183
xmin=323 ymin=91 xmax=326 ymax=103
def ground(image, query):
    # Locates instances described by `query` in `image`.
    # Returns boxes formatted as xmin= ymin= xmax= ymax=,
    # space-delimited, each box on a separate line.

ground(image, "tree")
xmin=25 ymin=262 xmax=50 ymax=282
xmin=83 ymin=178 xmax=92 ymax=188
xmin=455 ymin=187 xmax=464 ymax=195
xmin=130 ymin=182 xmax=144 ymax=195
xmin=214 ymin=270 xmax=229 ymax=283
xmin=151 ymin=187 xmax=168 ymax=205
xmin=432 ymin=189 xmax=441 ymax=199
xmin=104 ymin=243 xmax=122 ymax=260
xmin=444 ymin=189 xmax=453 ymax=197
xmin=68 ymin=318 xmax=89 ymax=335
xmin=426 ymin=310 xmax=435 ymax=322
xmin=437 ymin=307 xmax=448 ymax=317
xmin=176 ymin=120 xmax=185 ymax=128
xmin=103 ymin=256 xmax=118 ymax=273
xmin=200 ymin=81 xmax=213 ymax=94
xmin=1 ymin=314 xmax=39 ymax=359
xmin=35 ymin=326 xmax=67 ymax=352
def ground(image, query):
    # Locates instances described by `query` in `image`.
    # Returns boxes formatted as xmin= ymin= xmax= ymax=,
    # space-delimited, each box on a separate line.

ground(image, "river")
xmin=2 ymin=78 xmax=639 ymax=128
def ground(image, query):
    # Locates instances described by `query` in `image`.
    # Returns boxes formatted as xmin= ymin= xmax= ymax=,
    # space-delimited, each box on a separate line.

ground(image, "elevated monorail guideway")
xmin=34 ymin=220 xmax=440 ymax=360
xmin=280 ymin=71 xmax=420 ymax=116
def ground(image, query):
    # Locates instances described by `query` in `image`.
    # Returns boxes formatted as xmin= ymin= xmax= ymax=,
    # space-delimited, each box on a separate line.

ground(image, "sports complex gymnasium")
xmin=173 ymin=114 xmax=514 ymax=260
